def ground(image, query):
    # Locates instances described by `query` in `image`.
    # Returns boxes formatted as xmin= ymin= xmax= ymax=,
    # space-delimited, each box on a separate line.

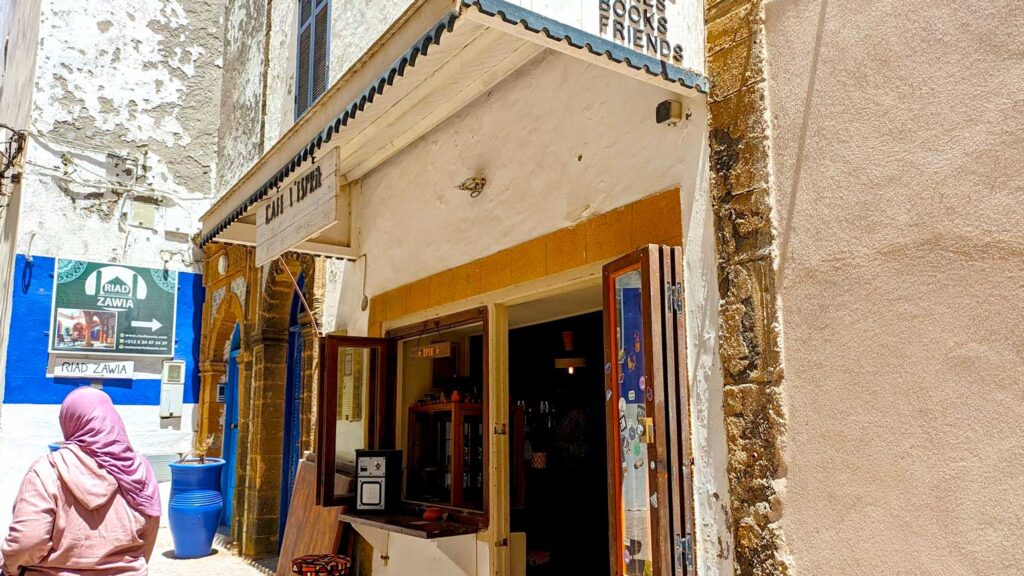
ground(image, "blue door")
xmin=279 ymin=277 xmax=305 ymax=543
xmin=221 ymin=324 xmax=241 ymax=527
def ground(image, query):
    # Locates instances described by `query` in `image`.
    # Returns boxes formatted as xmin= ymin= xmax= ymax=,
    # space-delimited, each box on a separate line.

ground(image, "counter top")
xmin=338 ymin=511 xmax=481 ymax=540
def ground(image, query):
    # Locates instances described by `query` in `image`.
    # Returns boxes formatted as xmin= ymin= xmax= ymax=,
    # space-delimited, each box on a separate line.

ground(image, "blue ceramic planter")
xmin=168 ymin=458 xmax=225 ymax=559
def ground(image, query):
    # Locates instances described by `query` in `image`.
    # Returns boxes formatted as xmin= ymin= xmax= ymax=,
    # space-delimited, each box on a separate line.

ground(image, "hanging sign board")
xmin=410 ymin=342 xmax=453 ymax=359
xmin=50 ymin=259 xmax=178 ymax=357
xmin=255 ymin=148 xmax=349 ymax=266
xmin=53 ymin=358 xmax=136 ymax=379
xmin=497 ymin=0 xmax=703 ymax=71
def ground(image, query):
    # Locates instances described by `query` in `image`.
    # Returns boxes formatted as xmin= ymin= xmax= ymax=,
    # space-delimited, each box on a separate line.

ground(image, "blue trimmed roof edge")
xmin=201 ymin=13 xmax=458 ymax=247
xmin=202 ymin=3 xmax=709 ymax=247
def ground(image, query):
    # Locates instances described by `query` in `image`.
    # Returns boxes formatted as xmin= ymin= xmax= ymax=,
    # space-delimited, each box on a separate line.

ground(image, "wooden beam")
xmin=214 ymin=222 xmax=360 ymax=260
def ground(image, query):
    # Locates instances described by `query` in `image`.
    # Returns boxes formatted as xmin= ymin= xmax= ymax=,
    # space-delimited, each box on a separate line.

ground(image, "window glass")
xmin=611 ymin=268 xmax=655 ymax=576
xmin=335 ymin=346 xmax=369 ymax=469
xmin=398 ymin=324 xmax=486 ymax=512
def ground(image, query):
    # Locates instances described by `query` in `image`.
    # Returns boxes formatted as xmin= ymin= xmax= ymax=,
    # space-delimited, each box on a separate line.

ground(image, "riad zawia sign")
xmin=50 ymin=259 xmax=178 ymax=357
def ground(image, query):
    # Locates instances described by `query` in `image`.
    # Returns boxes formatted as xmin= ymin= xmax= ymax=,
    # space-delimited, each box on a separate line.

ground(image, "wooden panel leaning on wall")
xmin=277 ymin=454 xmax=351 ymax=576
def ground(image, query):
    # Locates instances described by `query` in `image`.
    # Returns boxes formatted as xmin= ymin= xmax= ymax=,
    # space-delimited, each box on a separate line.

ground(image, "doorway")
xmin=280 ymin=274 xmax=306 ymax=543
xmin=221 ymin=323 xmax=241 ymax=527
xmin=508 ymin=309 xmax=610 ymax=576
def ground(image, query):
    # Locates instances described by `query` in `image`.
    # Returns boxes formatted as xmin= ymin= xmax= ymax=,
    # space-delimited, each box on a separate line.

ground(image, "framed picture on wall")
xmin=343 ymin=350 xmax=353 ymax=376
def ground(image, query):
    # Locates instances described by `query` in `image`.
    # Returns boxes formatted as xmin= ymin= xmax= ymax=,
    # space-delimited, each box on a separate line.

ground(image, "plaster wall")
xmin=17 ymin=0 xmax=223 ymax=270
xmin=219 ymin=0 xmax=417 ymax=193
xmin=763 ymin=0 xmax=1024 ymax=573
xmin=0 ymin=0 xmax=40 ymax=404
xmin=0 ymin=0 xmax=39 ymax=126
xmin=330 ymin=50 xmax=732 ymax=575
xmin=218 ymin=0 xmax=267 ymax=195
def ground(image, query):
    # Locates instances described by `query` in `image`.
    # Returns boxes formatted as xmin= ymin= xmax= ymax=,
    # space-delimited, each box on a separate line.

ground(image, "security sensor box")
xmin=159 ymin=360 xmax=186 ymax=418
xmin=355 ymin=449 xmax=402 ymax=513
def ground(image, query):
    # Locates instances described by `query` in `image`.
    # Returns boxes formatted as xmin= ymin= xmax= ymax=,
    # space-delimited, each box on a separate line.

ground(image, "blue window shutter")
xmin=296 ymin=0 xmax=329 ymax=119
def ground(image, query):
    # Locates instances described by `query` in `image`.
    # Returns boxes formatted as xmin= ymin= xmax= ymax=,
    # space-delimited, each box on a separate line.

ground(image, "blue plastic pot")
xmin=168 ymin=458 xmax=225 ymax=559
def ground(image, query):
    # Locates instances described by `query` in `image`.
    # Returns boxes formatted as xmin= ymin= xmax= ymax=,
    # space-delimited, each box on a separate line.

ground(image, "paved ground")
xmin=149 ymin=525 xmax=277 ymax=576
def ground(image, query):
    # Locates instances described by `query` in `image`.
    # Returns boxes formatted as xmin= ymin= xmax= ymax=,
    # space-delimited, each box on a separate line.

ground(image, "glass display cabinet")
xmin=406 ymin=402 xmax=484 ymax=509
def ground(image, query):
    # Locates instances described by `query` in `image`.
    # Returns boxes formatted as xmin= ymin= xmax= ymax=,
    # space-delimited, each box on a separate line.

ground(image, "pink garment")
xmin=59 ymin=388 xmax=161 ymax=518
xmin=1 ymin=445 xmax=159 ymax=575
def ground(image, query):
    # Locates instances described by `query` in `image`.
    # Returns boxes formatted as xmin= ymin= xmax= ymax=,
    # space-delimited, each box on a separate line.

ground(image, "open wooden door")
xmin=316 ymin=335 xmax=388 ymax=507
xmin=603 ymin=245 xmax=694 ymax=576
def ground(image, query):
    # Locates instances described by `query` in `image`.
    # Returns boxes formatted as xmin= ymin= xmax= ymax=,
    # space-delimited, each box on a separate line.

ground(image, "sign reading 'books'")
xmin=50 ymin=259 xmax=178 ymax=357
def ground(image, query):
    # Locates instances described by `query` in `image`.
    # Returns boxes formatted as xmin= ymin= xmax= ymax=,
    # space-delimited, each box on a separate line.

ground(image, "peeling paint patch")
xmin=33 ymin=1 xmax=202 ymax=147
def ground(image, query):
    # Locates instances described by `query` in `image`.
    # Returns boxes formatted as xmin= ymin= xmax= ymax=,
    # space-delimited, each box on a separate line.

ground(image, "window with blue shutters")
xmin=296 ymin=0 xmax=330 ymax=119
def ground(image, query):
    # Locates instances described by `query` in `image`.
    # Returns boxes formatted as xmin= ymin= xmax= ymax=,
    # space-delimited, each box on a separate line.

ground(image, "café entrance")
xmin=506 ymin=292 xmax=609 ymax=576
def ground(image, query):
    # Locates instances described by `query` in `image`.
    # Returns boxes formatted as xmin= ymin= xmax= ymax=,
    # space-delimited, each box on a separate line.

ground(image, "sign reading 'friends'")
xmin=599 ymin=0 xmax=686 ymax=65
xmin=497 ymin=0 xmax=702 ymax=71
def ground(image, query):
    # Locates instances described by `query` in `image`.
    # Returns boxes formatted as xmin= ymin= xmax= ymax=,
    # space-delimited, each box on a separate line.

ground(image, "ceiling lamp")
xmin=554 ymin=330 xmax=586 ymax=375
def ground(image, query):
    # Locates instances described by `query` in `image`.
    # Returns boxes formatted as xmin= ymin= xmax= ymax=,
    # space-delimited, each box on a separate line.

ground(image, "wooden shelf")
xmin=409 ymin=402 xmax=481 ymax=413
xmin=407 ymin=402 xmax=484 ymax=509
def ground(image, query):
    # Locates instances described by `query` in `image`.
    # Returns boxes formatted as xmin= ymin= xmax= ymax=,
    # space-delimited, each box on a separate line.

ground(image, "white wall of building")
xmin=327 ymin=49 xmax=732 ymax=575
xmin=0 ymin=0 xmax=42 ymax=405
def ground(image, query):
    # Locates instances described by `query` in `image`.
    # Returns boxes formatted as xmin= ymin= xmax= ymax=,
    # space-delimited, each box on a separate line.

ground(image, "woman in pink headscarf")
xmin=1 ymin=387 xmax=160 ymax=575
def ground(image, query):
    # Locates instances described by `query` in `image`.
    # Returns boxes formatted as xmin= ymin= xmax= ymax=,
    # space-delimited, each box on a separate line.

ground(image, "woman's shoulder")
xmin=27 ymin=453 xmax=60 ymax=481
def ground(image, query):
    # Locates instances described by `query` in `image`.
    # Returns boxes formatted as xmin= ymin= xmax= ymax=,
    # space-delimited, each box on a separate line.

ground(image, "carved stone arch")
xmin=236 ymin=252 xmax=318 ymax=556
xmin=257 ymin=254 xmax=318 ymax=339
xmin=197 ymin=287 xmax=245 ymax=456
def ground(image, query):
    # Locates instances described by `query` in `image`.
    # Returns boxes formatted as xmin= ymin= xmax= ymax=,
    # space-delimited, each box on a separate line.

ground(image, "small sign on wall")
xmin=53 ymin=357 xmax=135 ymax=379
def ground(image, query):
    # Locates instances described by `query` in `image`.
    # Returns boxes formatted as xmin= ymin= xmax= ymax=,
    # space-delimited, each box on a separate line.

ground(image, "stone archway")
xmin=235 ymin=254 xmax=317 ymax=557
xmin=198 ymin=286 xmax=245 ymax=455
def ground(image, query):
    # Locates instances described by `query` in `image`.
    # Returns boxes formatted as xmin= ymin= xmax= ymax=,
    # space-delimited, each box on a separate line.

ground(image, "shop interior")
xmin=371 ymin=285 xmax=611 ymax=575
xmin=397 ymin=323 xmax=486 ymax=512
xmin=507 ymin=307 xmax=609 ymax=576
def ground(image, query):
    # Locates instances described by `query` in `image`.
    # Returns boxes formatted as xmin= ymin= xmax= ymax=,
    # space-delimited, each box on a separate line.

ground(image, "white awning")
xmin=199 ymin=0 xmax=708 ymax=257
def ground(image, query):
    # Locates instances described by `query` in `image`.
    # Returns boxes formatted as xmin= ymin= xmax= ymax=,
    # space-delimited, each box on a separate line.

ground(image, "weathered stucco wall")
xmin=17 ymin=0 xmax=223 ymax=269
xmin=218 ymin=0 xmax=266 ymax=194
xmin=764 ymin=0 xmax=1024 ymax=573
xmin=219 ymin=0 xmax=419 ymax=193
xmin=329 ymin=0 xmax=415 ymax=86
xmin=0 ymin=0 xmax=41 ymax=404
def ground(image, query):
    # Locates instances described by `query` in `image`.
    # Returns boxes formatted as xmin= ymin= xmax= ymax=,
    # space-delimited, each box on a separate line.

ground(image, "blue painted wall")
xmin=4 ymin=254 xmax=203 ymax=405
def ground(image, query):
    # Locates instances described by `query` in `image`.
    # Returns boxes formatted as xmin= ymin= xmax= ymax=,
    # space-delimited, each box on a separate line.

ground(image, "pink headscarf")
xmin=58 ymin=387 xmax=162 ymax=517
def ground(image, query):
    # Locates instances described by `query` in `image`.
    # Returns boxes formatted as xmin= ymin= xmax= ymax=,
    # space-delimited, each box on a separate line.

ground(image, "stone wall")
xmin=199 ymin=242 xmax=322 ymax=556
xmin=705 ymin=0 xmax=791 ymax=574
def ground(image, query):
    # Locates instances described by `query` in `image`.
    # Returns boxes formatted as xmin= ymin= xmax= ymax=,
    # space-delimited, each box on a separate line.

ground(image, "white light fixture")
xmin=217 ymin=253 xmax=229 ymax=276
